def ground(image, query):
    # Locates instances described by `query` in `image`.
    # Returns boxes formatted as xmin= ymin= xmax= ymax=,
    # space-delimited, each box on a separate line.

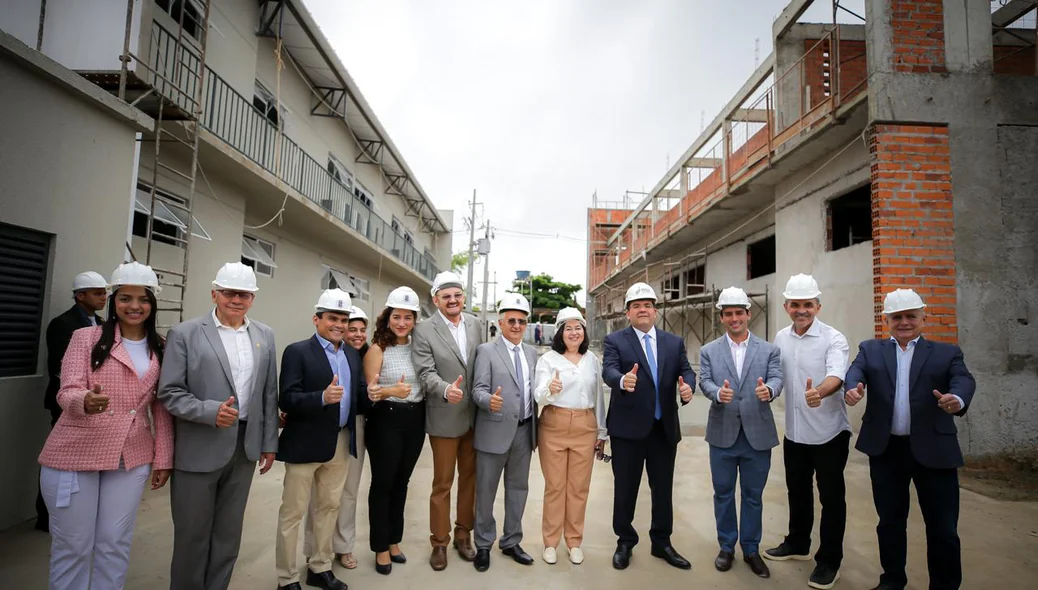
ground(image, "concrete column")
xmin=942 ymin=0 xmax=993 ymax=72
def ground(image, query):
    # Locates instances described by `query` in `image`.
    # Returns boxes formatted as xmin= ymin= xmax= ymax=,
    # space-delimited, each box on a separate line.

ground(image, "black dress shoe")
xmin=650 ymin=545 xmax=691 ymax=570
xmin=501 ymin=544 xmax=534 ymax=565
xmin=374 ymin=561 xmax=392 ymax=575
xmin=277 ymin=584 xmax=302 ymax=590
xmin=474 ymin=549 xmax=490 ymax=572
xmin=763 ymin=541 xmax=811 ymax=562
xmin=744 ymin=553 xmax=771 ymax=578
xmin=612 ymin=544 xmax=632 ymax=570
xmin=714 ymin=550 xmax=734 ymax=572
xmin=305 ymin=568 xmax=347 ymax=590
xmin=390 ymin=552 xmax=407 ymax=564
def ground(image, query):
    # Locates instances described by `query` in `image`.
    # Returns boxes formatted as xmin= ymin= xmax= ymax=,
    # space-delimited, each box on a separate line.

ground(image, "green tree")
xmin=451 ymin=251 xmax=473 ymax=273
xmin=510 ymin=273 xmax=582 ymax=312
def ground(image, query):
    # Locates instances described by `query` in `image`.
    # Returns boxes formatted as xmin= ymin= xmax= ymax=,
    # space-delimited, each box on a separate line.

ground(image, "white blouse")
xmin=533 ymin=350 xmax=607 ymax=440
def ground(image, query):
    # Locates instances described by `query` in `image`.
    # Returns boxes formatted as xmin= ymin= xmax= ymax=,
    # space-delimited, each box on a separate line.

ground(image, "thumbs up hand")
xmin=622 ymin=363 xmax=639 ymax=392
xmin=549 ymin=369 xmax=563 ymax=396
xmin=718 ymin=379 xmax=734 ymax=404
xmin=845 ymin=382 xmax=865 ymax=406
xmin=934 ymin=389 xmax=961 ymax=414
xmin=367 ymin=374 xmax=383 ymax=402
xmin=678 ymin=376 xmax=693 ymax=403
xmin=805 ymin=377 xmax=821 ymax=408
xmin=84 ymin=383 xmax=110 ymax=414
xmin=394 ymin=374 xmax=412 ymax=399
xmin=489 ymin=386 xmax=504 ymax=412
xmin=216 ymin=396 xmax=238 ymax=428
xmin=324 ymin=374 xmax=344 ymax=405
xmin=755 ymin=377 xmax=771 ymax=402
xmin=446 ymin=375 xmax=464 ymax=404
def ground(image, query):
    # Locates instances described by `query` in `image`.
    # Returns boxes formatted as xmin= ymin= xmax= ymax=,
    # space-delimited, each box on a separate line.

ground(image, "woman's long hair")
xmin=90 ymin=288 xmax=164 ymax=371
xmin=371 ymin=307 xmax=415 ymax=351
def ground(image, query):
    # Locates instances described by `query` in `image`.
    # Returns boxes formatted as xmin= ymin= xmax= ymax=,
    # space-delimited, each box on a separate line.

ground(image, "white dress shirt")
xmin=503 ymin=339 xmax=532 ymax=419
xmin=725 ymin=333 xmax=750 ymax=379
xmin=533 ymin=350 xmax=608 ymax=439
xmin=213 ymin=310 xmax=254 ymax=421
xmin=775 ymin=318 xmax=850 ymax=444
xmin=891 ymin=336 xmax=921 ymax=436
xmin=438 ymin=310 xmax=468 ymax=398
xmin=631 ymin=325 xmax=658 ymax=374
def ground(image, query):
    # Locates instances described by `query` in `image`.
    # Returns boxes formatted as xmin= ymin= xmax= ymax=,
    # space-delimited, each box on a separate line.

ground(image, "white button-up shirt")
xmin=726 ymin=333 xmax=750 ymax=379
xmin=533 ymin=350 xmax=608 ymax=439
xmin=503 ymin=339 xmax=532 ymax=419
xmin=438 ymin=310 xmax=468 ymax=364
xmin=213 ymin=310 xmax=254 ymax=421
xmin=631 ymin=325 xmax=658 ymax=375
xmin=775 ymin=318 xmax=850 ymax=444
xmin=891 ymin=335 xmax=919 ymax=436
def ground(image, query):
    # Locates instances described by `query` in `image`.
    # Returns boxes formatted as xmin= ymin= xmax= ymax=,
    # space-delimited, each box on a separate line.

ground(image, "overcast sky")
xmin=303 ymin=0 xmax=861 ymax=307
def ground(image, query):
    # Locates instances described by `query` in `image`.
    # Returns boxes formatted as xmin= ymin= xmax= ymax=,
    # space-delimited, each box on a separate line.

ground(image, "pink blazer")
xmin=38 ymin=326 xmax=174 ymax=472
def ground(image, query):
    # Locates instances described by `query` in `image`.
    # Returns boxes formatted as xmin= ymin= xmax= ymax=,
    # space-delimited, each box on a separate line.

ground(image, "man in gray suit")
xmin=699 ymin=286 xmax=783 ymax=579
xmin=158 ymin=262 xmax=279 ymax=590
xmin=411 ymin=271 xmax=483 ymax=570
xmin=470 ymin=293 xmax=538 ymax=572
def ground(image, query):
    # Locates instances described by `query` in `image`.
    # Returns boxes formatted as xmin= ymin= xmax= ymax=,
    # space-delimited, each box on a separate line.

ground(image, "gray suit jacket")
xmin=699 ymin=333 xmax=783 ymax=451
xmin=471 ymin=337 xmax=538 ymax=455
xmin=412 ymin=312 xmax=483 ymax=437
xmin=157 ymin=313 xmax=279 ymax=472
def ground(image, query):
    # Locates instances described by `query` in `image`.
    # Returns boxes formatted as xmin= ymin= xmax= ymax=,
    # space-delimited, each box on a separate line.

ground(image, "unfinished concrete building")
xmin=586 ymin=0 xmax=1038 ymax=459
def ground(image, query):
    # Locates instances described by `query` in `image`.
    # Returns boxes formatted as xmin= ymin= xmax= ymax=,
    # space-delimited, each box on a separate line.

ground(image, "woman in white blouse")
xmin=533 ymin=307 xmax=607 ymax=566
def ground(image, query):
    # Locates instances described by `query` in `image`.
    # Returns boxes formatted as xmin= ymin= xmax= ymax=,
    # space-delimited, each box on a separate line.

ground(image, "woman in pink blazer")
xmin=38 ymin=262 xmax=173 ymax=590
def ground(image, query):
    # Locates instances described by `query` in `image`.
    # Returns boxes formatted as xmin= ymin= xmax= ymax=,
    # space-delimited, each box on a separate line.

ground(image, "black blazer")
xmin=45 ymin=305 xmax=102 ymax=415
xmin=277 ymin=335 xmax=367 ymax=464
xmin=602 ymin=326 xmax=696 ymax=444
xmin=845 ymin=337 xmax=976 ymax=469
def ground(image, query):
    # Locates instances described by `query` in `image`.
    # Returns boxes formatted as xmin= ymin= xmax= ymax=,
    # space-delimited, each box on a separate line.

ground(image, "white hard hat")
xmin=716 ymin=286 xmax=752 ymax=309
xmin=555 ymin=307 xmax=586 ymax=327
xmin=109 ymin=262 xmax=161 ymax=294
xmin=430 ymin=271 xmax=464 ymax=296
xmin=348 ymin=306 xmax=369 ymax=323
xmin=315 ymin=288 xmax=352 ymax=313
xmin=783 ymin=273 xmax=821 ymax=300
xmin=386 ymin=286 xmax=421 ymax=312
xmin=624 ymin=282 xmax=657 ymax=306
xmin=213 ymin=262 xmax=259 ymax=292
xmin=72 ymin=271 xmax=108 ymax=292
xmin=499 ymin=293 xmax=531 ymax=315
xmin=883 ymin=288 xmax=926 ymax=314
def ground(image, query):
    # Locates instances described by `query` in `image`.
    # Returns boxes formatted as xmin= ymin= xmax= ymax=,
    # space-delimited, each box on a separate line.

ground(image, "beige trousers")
xmin=537 ymin=406 xmax=598 ymax=548
xmin=275 ymin=429 xmax=349 ymax=585
xmin=304 ymin=420 xmax=364 ymax=556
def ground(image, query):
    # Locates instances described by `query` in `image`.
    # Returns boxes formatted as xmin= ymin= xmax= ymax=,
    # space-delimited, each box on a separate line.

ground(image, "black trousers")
xmin=366 ymin=401 xmax=425 ymax=553
xmin=610 ymin=420 xmax=676 ymax=548
xmin=782 ymin=430 xmax=850 ymax=569
xmin=35 ymin=409 xmax=61 ymax=530
xmin=869 ymin=435 xmax=961 ymax=590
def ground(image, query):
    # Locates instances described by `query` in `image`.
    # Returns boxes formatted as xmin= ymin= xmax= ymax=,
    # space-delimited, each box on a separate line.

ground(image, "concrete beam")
xmin=786 ymin=22 xmax=867 ymax=42
xmin=732 ymin=108 xmax=770 ymax=123
xmin=992 ymin=0 xmax=1038 ymax=29
xmin=687 ymin=158 xmax=723 ymax=168
xmin=658 ymin=189 xmax=684 ymax=199
xmin=773 ymin=0 xmax=816 ymax=40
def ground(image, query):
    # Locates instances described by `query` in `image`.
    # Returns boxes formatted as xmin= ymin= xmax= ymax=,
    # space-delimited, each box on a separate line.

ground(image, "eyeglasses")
xmin=505 ymin=318 xmax=528 ymax=326
xmin=596 ymin=449 xmax=612 ymax=463
xmin=217 ymin=290 xmax=255 ymax=301
xmin=439 ymin=294 xmax=464 ymax=301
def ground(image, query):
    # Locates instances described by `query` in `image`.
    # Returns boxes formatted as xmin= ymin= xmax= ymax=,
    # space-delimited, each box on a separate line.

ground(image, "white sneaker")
xmin=543 ymin=546 xmax=558 ymax=564
xmin=568 ymin=546 xmax=584 ymax=564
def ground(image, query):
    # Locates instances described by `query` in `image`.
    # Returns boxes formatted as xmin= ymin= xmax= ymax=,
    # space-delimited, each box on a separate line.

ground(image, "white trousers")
xmin=304 ymin=419 xmax=365 ymax=556
xmin=40 ymin=464 xmax=151 ymax=590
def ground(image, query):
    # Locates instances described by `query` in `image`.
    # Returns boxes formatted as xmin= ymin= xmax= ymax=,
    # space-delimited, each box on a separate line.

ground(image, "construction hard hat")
xmin=386 ymin=286 xmax=421 ymax=312
xmin=783 ymin=274 xmax=821 ymax=300
xmin=109 ymin=262 xmax=161 ymax=294
xmin=555 ymin=307 xmax=586 ymax=328
xmin=315 ymin=288 xmax=352 ymax=313
xmin=430 ymin=271 xmax=464 ymax=297
xmin=348 ymin=306 xmax=369 ymax=324
xmin=499 ymin=293 xmax=531 ymax=315
xmin=883 ymin=288 xmax=926 ymax=314
xmin=72 ymin=271 xmax=108 ymax=292
xmin=716 ymin=286 xmax=752 ymax=310
xmin=624 ymin=282 xmax=657 ymax=306
xmin=213 ymin=262 xmax=259 ymax=292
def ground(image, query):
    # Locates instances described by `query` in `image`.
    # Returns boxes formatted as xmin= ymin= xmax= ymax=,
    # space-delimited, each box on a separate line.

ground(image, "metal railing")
xmin=149 ymin=22 xmax=440 ymax=281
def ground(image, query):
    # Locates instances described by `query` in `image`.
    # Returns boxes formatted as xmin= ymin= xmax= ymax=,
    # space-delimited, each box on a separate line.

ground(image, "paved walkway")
xmin=2 ymin=398 xmax=1037 ymax=588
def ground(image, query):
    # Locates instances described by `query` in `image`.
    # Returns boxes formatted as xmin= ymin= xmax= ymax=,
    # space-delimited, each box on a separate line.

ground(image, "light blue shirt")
xmin=316 ymin=333 xmax=351 ymax=428
xmin=891 ymin=336 xmax=919 ymax=436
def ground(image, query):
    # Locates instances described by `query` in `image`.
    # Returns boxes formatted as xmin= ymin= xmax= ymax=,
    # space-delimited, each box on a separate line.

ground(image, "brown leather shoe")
xmin=430 ymin=546 xmax=447 ymax=571
xmin=744 ymin=552 xmax=771 ymax=578
xmin=453 ymin=537 xmax=476 ymax=562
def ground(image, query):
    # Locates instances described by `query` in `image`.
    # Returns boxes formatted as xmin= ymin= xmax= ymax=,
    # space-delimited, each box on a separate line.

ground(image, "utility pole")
xmin=465 ymin=189 xmax=479 ymax=311
xmin=479 ymin=220 xmax=492 ymax=328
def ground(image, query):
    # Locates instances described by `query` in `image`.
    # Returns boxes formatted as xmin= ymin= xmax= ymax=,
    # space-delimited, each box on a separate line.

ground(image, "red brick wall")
xmin=803 ymin=39 xmax=868 ymax=106
xmin=890 ymin=0 xmax=947 ymax=73
xmin=869 ymin=123 xmax=957 ymax=342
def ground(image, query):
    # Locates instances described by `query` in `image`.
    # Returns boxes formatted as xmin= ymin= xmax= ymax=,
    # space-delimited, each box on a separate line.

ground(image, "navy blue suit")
xmin=277 ymin=335 xmax=366 ymax=464
xmin=845 ymin=336 xmax=975 ymax=590
xmin=603 ymin=326 xmax=696 ymax=548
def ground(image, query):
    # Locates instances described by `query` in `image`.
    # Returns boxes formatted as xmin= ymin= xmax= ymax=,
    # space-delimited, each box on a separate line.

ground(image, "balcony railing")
xmin=149 ymin=22 xmax=440 ymax=281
